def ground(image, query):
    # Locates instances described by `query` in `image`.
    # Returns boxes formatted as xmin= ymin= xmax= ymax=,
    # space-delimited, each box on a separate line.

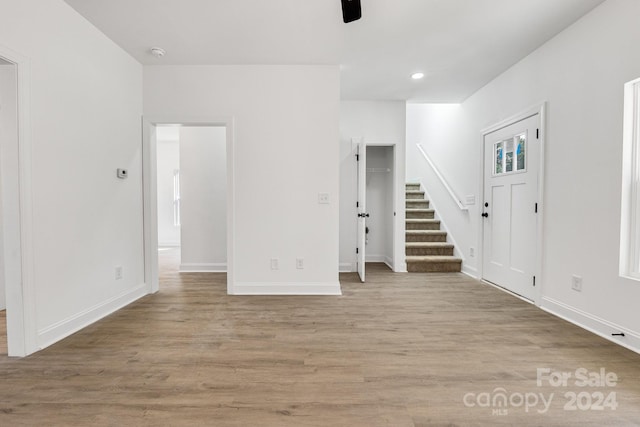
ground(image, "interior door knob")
xmin=481 ymin=212 xmax=489 ymax=218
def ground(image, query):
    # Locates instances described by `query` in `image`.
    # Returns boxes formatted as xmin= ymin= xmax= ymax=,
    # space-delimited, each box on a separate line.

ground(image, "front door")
xmin=482 ymin=115 xmax=539 ymax=300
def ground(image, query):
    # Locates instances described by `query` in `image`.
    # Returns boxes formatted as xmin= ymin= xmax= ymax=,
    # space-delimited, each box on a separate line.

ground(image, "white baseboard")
xmin=384 ymin=256 xmax=394 ymax=271
xmin=37 ymin=283 xmax=149 ymax=350
xmin=231 ymin=282 xmax=342 ymax=296
xmin=394 ymin=261 xmax=408 ymax=273
xmin=365 ymin=254 xmax=387 ymax=263
xmin=179 ymin=263 xmax=227 ymax=273
xmin=339 ymin=262 xmax=356 ymax=273
xmin=462 ymin=264 xmax=479 ymax=279
xmin=541 ymin=297 xmax=640 ymax=355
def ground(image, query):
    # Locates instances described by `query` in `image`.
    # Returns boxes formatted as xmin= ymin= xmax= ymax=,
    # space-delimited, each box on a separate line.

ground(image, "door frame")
xmin=352 ymin=138 xmax=406 ymax=275
xmin=478 ymin=103 xmax=546 ymax=306
xmin=0 ymin=46 xmax=37 ymax=357
xmin=142 ymin=117 xmax=235 ymax=294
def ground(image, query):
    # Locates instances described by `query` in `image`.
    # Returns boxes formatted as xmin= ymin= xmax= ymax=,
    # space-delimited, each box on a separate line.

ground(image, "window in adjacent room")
xmin=173 ymin=169 xmax=181 ymax=227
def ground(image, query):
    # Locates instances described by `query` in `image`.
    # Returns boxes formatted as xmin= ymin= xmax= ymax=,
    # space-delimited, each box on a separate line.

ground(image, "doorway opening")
xmin=143 ymin=118 xmax=234 ymax=294
xmin=0 ymin=58 xmax=18 ymax=355
xmin=155 ymin=125 xmax=228 ymax=277
xmin=355 ymin=141 xmax=399 ymax=282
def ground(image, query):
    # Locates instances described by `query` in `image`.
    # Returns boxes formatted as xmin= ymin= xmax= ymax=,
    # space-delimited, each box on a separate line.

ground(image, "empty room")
xmin=1 ymin=0 xmax=640 ymax=425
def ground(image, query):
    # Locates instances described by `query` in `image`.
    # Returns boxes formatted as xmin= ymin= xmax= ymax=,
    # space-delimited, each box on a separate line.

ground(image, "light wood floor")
xmin=0 ymin=249 xmax=639 ymax=426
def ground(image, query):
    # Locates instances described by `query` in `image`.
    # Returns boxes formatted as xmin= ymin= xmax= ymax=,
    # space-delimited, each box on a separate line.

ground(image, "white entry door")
xmin=356 ymin=140 xmax=367 ymax=282
xmin=482 ymin=115 xmax=540 ymax=300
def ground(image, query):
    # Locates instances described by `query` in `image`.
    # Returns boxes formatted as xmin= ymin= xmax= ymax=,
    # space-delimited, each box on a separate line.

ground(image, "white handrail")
xmin=415 ymin=144 xmax=468 ymax=211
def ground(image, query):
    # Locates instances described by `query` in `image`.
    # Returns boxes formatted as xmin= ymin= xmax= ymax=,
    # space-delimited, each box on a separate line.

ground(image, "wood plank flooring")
xmin=0 ymin=249 xmax=639 ymax=426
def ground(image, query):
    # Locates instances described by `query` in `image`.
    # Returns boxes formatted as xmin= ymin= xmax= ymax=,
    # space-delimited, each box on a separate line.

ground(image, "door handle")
xmin=481 ymin=212 xmax=489 ymax=218
xmin=358 ymin=213 xmax=370 ymax=218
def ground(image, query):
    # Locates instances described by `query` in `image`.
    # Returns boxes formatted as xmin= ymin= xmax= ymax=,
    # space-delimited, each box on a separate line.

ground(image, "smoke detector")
xmin=150 ymin=47 xmax=166 ymax=58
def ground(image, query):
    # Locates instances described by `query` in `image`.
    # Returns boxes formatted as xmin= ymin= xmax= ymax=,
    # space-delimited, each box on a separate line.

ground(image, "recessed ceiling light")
xmin=411 ymin=72 xmax=425 ymax=80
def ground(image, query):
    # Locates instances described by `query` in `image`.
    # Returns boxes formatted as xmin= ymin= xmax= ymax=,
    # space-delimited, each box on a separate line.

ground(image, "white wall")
xmin=0 ymin=63 xmax=17 ymax=312
xmin=144 ymin=65 xmax=340 ymax=294
xmin=365 ymin=146 xmax=394 ymax=265
xmin=156 ymin=131 xmax=180 ymax=247
xmin=0 ymin=0 xmax=144 ymax=353
xmin=339 ymin=101 xmax=406 ymax=272
xmin=179 ymin=126 xmax=227 ymax=271
xmin=407 ymin=0 xmax=640 ymax=352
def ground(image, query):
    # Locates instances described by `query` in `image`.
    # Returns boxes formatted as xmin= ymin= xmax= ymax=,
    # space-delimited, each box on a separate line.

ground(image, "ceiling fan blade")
xmin=341 ymin=0 xmax=362 ymax=23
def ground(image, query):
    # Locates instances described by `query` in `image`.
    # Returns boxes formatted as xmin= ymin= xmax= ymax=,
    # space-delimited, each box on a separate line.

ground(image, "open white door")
xmin=356 ymin=140 xmax=367 ymax=282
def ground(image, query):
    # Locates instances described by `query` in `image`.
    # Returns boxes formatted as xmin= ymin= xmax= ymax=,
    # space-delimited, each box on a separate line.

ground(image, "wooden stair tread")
xmin=406 ymin=219 xmax=440 ymax=223
xmin=406 ymin=230 xmax=447 ymax=234
xmin=406 ymin=208 xmax=434 ymax=212
xmin=406 ymin=242 xmax=454 ymax=248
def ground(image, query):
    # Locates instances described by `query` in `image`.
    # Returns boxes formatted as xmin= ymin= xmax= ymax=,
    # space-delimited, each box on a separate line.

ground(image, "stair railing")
xmin=415 ymin=143 xmax=468 ymax=211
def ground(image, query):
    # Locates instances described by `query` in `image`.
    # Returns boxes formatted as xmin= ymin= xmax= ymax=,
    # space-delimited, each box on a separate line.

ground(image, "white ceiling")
xmin=64 ymin=0 xmax=604 ymax=102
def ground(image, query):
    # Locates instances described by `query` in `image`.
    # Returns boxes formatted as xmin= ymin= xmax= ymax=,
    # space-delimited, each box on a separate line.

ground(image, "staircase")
xmin=405 ymin=183 xmax=462 ymax=272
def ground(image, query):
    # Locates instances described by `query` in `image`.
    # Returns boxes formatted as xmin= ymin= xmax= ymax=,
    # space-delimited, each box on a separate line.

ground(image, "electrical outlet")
xmin=469 ymin=247 xmax=475 ymax=258
xmin=296 ymin=258 xmax=304 ymax=269
xmin=318 ymin=193 xmax=330 ymax=204
xmin=571 ymin=275 xmax=582 ymax=292
xmin=270 ymin=258 xmax=279 ymax=270
xmin=115 ymin=266 xmax=123 ymax=280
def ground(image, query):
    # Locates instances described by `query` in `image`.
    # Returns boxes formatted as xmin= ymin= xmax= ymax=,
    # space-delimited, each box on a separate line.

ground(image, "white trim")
xmin=142 ymin=116 xmax=235 ymax=295
xmin=0 ymin=46 xmax=37 ymax=357
xmin=232 ymin=282 xmax=342 ymax=296
xmin=339 ymin=262 xmax=356 ymax=273
xmin=362 ymin=255 xmax=395 ymax=271
xmin=396 ymin=262 xmax=407 ymax=273
xmin=480 ymin=102 xmax=545 ymax=135
xmin=478 ymin=102 xmax=546 ymax=307
xmin=37 ymin=284 xmax=148 ymax=350
xmin=179 ymin=263 xmax=227 ymax=273
xmin=365 ymin=254 xmax=387 ymax=263
xmin=384 ymin=255 xmax=394 ymax=271
xmin=415 ymin=144 xmax=468 ymax=211
xmin=482 ymin=279 xmax=534 ymax=305
xmin=461 ymin=265 xmax=479 ymax=279
xmin=541 ymin=297 xmax=640 ymax=356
